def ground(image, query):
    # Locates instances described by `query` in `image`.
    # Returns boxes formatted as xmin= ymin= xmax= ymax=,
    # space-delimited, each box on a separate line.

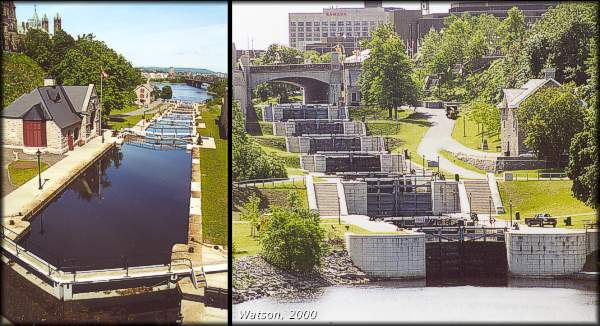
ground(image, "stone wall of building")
xmin=46 ymin=121 xmax=68 ymax=154
xmin=506 ymin=230 xmax=587 ymax=277
xmin=346 ymin=233 xmax=426 ymax=279
xmin=1 ymin=118 xmax=23 ymax=146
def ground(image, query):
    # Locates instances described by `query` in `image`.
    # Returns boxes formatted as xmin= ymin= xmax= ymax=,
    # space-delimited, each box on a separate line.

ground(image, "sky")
xmin=233 ymin=1 xmax=451 ymax=50
xmin=16 ymin=2 xmax=228 ymax=73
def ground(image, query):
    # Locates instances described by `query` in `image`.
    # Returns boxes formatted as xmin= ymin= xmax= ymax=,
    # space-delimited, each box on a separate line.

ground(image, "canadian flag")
xmin=101 ymin=70 xmax=109 ymax=79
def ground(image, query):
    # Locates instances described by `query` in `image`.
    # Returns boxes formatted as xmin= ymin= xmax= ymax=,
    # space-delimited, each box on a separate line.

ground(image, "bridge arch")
xmin=251 ymin=76 xmax=331 ymax=104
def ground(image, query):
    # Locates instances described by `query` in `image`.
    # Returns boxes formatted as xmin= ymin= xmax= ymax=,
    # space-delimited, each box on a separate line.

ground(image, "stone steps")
xmin=464 ymin=180 xmax=494 ymax=214
xmin=315 ymin=183 xmax=340 ymax=217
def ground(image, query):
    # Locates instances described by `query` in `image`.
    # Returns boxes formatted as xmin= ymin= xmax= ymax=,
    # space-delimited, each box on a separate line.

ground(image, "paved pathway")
xmin=2 ymin=149 xmax=65 ymax=196
xmin=342 ymin=215 xmax=398 ymax=232
xmin=417 ymin=108 xmax=494 ymax=179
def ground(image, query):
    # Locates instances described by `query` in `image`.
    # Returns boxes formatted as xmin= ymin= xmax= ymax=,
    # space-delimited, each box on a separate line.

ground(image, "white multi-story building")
xmin=289 ymin=6 xmax=394 ymax=51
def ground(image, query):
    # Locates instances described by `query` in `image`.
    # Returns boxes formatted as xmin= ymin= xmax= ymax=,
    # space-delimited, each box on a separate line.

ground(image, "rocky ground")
xmin=233 ymin=250 xmax=370 ymax=304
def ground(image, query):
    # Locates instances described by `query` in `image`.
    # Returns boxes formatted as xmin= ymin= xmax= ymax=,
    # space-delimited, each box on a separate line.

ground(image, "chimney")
xmin=543 ymin=67 xmax=556 ymax=80
xmin=44 ymin=77 xmax=55 ymax=86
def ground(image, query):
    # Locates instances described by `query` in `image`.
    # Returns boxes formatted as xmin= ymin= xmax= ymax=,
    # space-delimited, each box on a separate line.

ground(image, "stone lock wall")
xmin=506 ymin=231 xmax=587 ymax=277
xmin=272 ymin=122 xmax=286 ymax=136
xmin=2 ymin=118 xmax=24 ymax=147
xmin=346 ymin=233 xmax=426 ymax=279
xmin=342 ymin=181 xmax=368 ymax=215
xmin=300 ymin=154 xmax=326 ymax=173
xmin=431 ymin=181 xmax=460 ymax=214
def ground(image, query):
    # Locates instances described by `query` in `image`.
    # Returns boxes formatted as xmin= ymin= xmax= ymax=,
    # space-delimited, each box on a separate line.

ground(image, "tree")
xmin=1 ymin=52 xmax=45 ymax=108
xmin=23 ymin=29 xmax=52 ymax=71
xmin=499 ymin=7 xmax=526 ymax=53
xmin=50 ymin=30 xmax=75 ymax=76
xmin=566 ymin=106 xmax=597 ymax=208
xmin=151 ymin=86 xmax=161 ymax=99
xmin=160 ymin=85 xmax=173 ymax=99
xmin=56 ymin=36 xmax=143 ymax=117
xmin=523 ymin=2 xmax=597 ymax=84
xmin=359 ymin=24 xmax=419 ymax=119
xmin=232 ymin=104 xmax=287 ymax=181
xmin=517 ymin=84 xmax=586 ymax=163
xmin=241 ymin=194 xmax=262 ymax=237
xmin=464 ymin=100 xmax=500 ymax=136
xmin=259 ymin=206 xmax=327 ymax=273
xmin=303 ymin=50 xmax=322 ymax=63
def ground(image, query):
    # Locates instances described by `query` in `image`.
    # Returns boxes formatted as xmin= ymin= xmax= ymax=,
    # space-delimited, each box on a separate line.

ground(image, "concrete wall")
xmin=506 ymin=230 xmax=587 ymax=277
xmin=431 ymin=181 xmax=460 ymax=214
xmin=586 ymin=229 xmax=598 ymax=255
xmin=343 ymin=121 xmax=366 ymax=135
xmin=300 ymin=154 xmax=326 ymax=173
xmin=346 ymin=233 xmax=426 ymax=279
xmin=262 ymin=105 xmax=273 ymax=122
xmin=361 ymin=136 xmax=385 ymax=152
xmin=343 ymin=181 xmax=367 ymax=215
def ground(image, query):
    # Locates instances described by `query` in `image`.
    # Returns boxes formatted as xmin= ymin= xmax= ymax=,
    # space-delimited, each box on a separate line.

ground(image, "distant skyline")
xmin=16 ymin=2 xmax=228 ymax=73
xmin=233 ymin=1 xmax=451 ymax=50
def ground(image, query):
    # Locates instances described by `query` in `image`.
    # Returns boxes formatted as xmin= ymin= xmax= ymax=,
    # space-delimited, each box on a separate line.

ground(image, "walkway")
xmin=342 ymin=215 xmax=398 ymax=232
xmin=417 ymin=107 xmax=494 ymax=179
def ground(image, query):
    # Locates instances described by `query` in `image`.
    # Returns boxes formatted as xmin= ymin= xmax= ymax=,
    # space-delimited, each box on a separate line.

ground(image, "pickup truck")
xmin=524 ymin=213 xmax=557 ymax=227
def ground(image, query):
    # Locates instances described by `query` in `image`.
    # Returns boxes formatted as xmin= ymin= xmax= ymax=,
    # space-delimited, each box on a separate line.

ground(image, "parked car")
xmin=525 ymin=213 xmax=557 ymax=227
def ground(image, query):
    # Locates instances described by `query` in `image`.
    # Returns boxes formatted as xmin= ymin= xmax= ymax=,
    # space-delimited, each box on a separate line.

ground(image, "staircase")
xmin=463 ymin=180 xmax=494 ymax=214
xmin=314 ymin=183 xmax=340 ymax=217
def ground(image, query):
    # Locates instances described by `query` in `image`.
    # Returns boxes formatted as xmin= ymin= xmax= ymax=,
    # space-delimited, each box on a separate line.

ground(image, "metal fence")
xmin=233 ymin=177 xmax=306 ymax=189
xmin=504 ymin=172 xmax=568 ymax=181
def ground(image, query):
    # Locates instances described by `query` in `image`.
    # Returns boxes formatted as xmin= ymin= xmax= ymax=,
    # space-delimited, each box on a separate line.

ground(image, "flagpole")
xmin=100 ymin=66 xmax=104 ymax=143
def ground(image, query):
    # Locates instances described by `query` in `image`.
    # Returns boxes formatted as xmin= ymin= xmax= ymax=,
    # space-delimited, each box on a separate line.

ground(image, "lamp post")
xmin=509 ymin=200 xmax=513 ymax=229
xmin=36 ymin=149 xmax=42 ymax=190
xmin=463 ymin=114 xmax=466 ymax=137
xmin=488 ymin=196 xmax=492 ymax=226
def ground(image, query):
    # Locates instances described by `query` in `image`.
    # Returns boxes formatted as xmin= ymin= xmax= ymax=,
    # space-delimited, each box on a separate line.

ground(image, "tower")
xmin=42 ymin=13 xmax=48 ymax=32
xmin=54 ymin=13 xmax=61 ymax=33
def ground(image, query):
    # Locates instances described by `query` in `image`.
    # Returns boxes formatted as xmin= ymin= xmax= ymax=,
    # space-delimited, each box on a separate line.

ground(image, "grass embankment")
xmin=198 ymin=104 xmax=228 ymax=246
xmin=8 ymin=160 xmax=49 ymax=187
xmin=109 ymin=104 xmax=140 ymax=115
xmin=254 ymin=135 xmax=301 ymax=169
xmin=452 ymin=114 xmax=501 ymax=153
xmin=497 ymin=180 xmax=596 ymax=228
xmin=106 ymin=115 xmax=144 ymax=131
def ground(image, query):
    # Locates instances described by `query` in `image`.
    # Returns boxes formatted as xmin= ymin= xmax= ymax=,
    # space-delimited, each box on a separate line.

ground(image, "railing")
xmin=249 ymin=63 xmax=331 ymax=73
xmin=233 ymin=177 xmax=306 ymax=189
xmin=504 ymin=172 xmax=568 ymax=181
xmin=418 ymin=226 xmax=507 ymax=242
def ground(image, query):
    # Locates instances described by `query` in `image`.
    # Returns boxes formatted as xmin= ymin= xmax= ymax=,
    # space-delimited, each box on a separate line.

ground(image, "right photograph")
xmin=231 ymin=1 xmax=598 ymax=323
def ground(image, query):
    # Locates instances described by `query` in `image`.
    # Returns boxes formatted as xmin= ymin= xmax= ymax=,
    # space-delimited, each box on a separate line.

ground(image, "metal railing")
xmin=233 ymin=177 xmax=306 ymax=189
xmin=504 ymin=172 xmax=568 ymax=181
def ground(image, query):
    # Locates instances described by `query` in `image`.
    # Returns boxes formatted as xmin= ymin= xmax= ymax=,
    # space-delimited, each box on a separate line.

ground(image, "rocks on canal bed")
xmin=233 ymin=250 xmax=370 ymax=304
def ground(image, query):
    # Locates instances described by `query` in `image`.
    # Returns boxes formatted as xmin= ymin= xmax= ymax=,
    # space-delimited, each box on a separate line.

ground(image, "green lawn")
xmin=233 ymin=219 xmax=377 ymax=257
xmin=452 ymin=114 xmax=501 ymax=153
xmin=198 ymin=104 xmax=228 ymax=246
xmin=109 ymin=104 xmax=140 ymax=115
xmin=106 ymin=114 xmax=144 ymax=131
xmin=497 ymin=180 xmax=596 ymax=229
xmin=258 ymin=142 xmax=301 ymax=169
xmin=8 ymin=160 xmax=49 ymax=187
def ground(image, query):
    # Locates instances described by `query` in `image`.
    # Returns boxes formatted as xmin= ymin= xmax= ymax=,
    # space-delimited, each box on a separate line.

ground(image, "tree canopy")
xmin=517 ymin=84 xmax=586 ymax=163
xmin=56 ymin=35 xmax=143 ymax=116
xmin=23 ymin=29 xmax=53 ymax=71
xmin=359 ymin=24 xmax=419 ymax=118
xmin=160 ymin=85 xmax=173 ymax=99
xmin=1 ymin=52 xmax=45 ymax=108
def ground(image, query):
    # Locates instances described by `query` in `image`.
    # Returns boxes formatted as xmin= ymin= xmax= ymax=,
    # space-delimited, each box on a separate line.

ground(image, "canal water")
xmin=152 ymin=82 xmax=212 ymax=103
xmin=233 ymin=278 xmax=598 ymax=323
xmin=19 ymin=143 xmax=191 ymax=271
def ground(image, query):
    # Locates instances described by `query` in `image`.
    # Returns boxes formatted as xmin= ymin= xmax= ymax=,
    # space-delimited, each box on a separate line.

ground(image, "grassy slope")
xmin=198 ymin=104 xmax=228 ymax=246
xmin=8 ymin=161 xmax=49 ymax=187
xmin=439 ymin=149 xmax=487 ymax=175
xmin=107 ymin=115 xmax=143 ymax=130
xmin=452 ymin=114 xmax=501 ymax=153
xmin=497 ymin=180 xmax=596 ymax=228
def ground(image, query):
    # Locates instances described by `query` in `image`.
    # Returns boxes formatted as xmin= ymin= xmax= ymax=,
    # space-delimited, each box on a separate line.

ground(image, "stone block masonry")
xmin=346 ymin=233 xmax=426 ymax=279
xmin=506 ymin=229 xmax=587 ymax=277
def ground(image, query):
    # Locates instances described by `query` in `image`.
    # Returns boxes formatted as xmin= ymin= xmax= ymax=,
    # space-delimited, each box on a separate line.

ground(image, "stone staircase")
xmin=463 ymin=180 xmax=494 ymax=214
xmin=314 ymin=183 xmax=340 ymax=217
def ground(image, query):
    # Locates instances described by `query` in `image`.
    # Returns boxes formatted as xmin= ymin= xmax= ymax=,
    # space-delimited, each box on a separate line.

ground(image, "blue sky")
xmin=16 ymin=2 xmax=228 ymax=73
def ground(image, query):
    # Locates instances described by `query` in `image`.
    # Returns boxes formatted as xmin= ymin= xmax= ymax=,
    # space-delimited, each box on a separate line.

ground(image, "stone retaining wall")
xmin=506 ymin=230 xmax=587 ymax=277
xmin=346 ymin=233 xmax=426 ymax=279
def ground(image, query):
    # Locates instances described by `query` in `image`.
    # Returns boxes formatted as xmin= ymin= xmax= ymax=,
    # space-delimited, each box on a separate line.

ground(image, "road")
xmin=417 ymin=107 xmax=498 ymax=179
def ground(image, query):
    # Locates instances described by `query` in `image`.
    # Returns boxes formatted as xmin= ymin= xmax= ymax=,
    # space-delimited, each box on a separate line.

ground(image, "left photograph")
xmin=1 ymin=1 xmax=228 ymax=324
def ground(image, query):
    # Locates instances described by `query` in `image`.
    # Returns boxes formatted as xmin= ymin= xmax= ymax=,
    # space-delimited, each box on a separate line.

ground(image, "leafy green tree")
xmin=320 ymin=52 xmax=333 ymax=64
xmin=1 ymin=52 xmax=45 ymax=108
xmin=253 ymin=44 xmax=303 ymax=102
xmin=56 ymin=35 xmax=143 ymax=117
xmin=303 ymin=50 xmax=322 ymax=63
xmin=359 ymin=24 xmax=419 ymax=119
xmin=23 ymin=29 xmax=52 ymax=71
xmin=523 ymin=2 xmax=597 ymax=84
xmin=160 ymin=85 xmax=173 ymax=99
xmin=464 ymin=100 xmax=500 ymax=136
xmin=566 ymin=106 xmax=597 ymax=208
xmin=241 ymin=194 xmax=262 ymax=237
xmin=232 ymin=104 xmax=287 ymax=181
xmin=517 ymin=84 xmax=586 ymax=163
xmin=259 ymin=206 xmax=327 ymax=273
xmin=50 ymin=30 xmax=75 ymax=76
xmin=499 ymin=7 xmax=526 ymax=53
